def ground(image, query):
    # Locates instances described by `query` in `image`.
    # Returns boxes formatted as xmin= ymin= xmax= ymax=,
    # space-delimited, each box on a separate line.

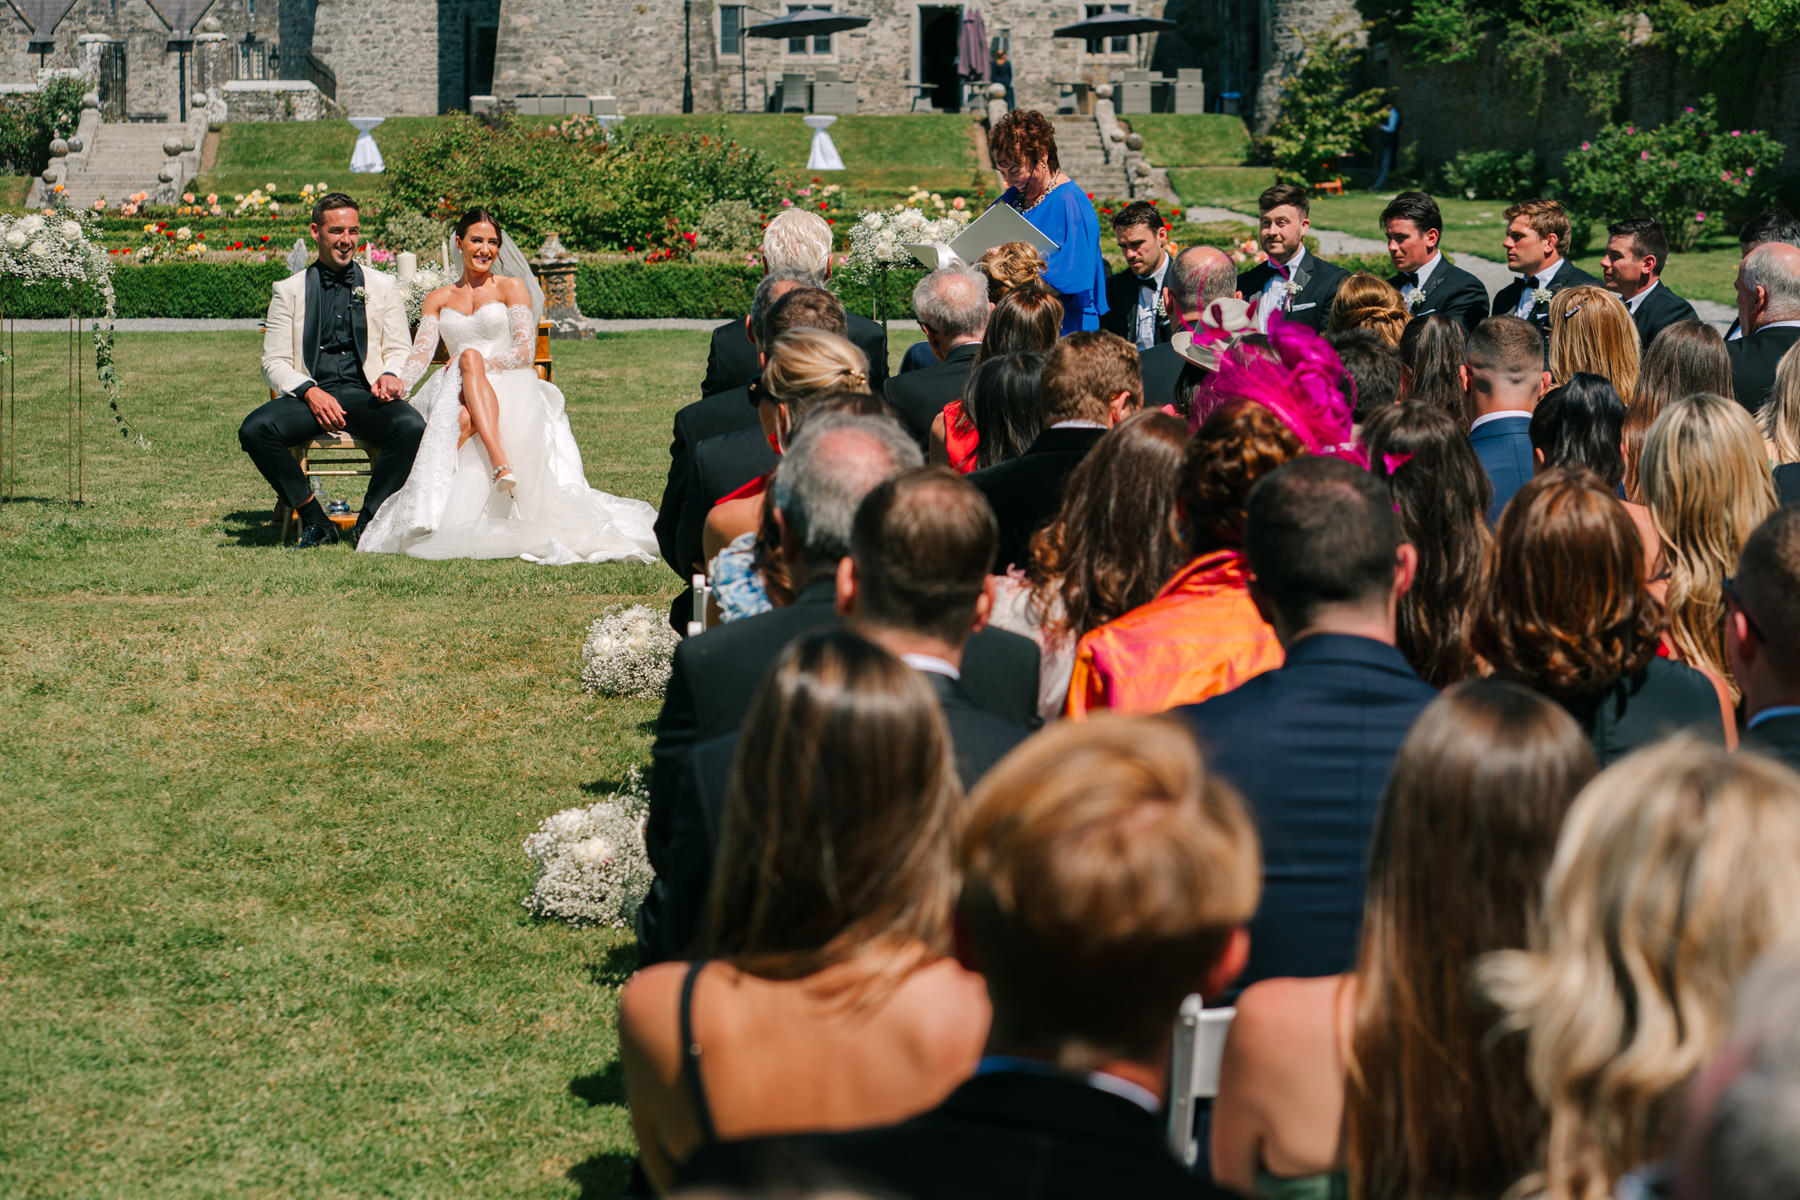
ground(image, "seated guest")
xmin=1364 ymin=402 xmax=1493 ymax=687
xmin=949 ymin=352 xmax=1044 ymax=474
xmin=1214 ymin=680 xmax=1595 ymax=1199
xmin=1482 ymin=737 xmax=1800 ymax=1200
xmin=656 ymin=468 xmax=1032 ymax=960
xmin=977 ymin=240 xmax=1046 ymax=302
xmin=1327 ymin=272 xmax=1409 ymax=348
xmin=1600 ymin=217 xmax=1699 ymax=348
xmin=1492 ymin=198 xmax=1597 ymax=330
xmin=1100 ymin=200 xmax=1175 ymax=350
xmin=1396 ymin=313 xmax=1467 ymax=421
xmin=1237 ymin=183 xmax=1349 ymax=332
xmin=988 ymin=411 xmax=1191 ymax=721
xmin=1548 ymin=284 xmax=1641 ymax=400
xmin=1727 ymin=209 xmax=1800 ymax=340
xmin=1178 ymin=457 xmax=1436 ymax=990
xmin=930 ymin=284 xmax=1062 ymax=470
xmin=1472 ymin=469 xmax=1731 ymax=765
xmin=702 ymin=326 xmax=871 ymax=566
xmin=1625 ymin=319 xmax=1733 ymax=500
xmin=622 ymin=630 xmax=990 ymax=1192
xmin=1383 ymin=191 xmax=1491 ymax=331
xmin=1531 ymin=373 xmax=1659 ymax=576
xmin=1170 ymin=295 xmax=1257 ymax=421
xmin=1463 ymin=316 xmax=1551 ymax=523
xmin=678 ymin=714 xmax=1263 ymax=1200
xmin=1639 ymin=393 xmax=1776 ymax=704
xmin=886 ymin=267 xmax=989 ymax=448
xmin=1729 ymin=243 xmax=1800 ymax=413
xmin=1152 ymin=245 xmax=1240 ymax=412
xmin=1757 ymin=342 xmax=1800 ymax=467
xmin=1064 ymin=403 xmax=1297 ymax=717
xmin=970 ymin=330 xmax=1142 ymax=572
xmin=1327 ymin=328 xmax=1403 ymax=428
xmin=1727 ymin=507 xmax=1800 ymax=775
xmin=700 ymin=208 xmax=887 ymax=396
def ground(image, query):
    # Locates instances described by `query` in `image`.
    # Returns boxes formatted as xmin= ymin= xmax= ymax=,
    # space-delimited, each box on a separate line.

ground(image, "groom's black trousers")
xmin=238 ymin=387 xmax=425 ymax=518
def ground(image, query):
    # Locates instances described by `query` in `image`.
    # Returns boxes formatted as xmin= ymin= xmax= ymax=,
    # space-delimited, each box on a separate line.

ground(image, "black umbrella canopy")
xmin=1051 ymin=11 xmax=1176 ymax=37
xmin=744 ymin=9 xmax=872 ymax=39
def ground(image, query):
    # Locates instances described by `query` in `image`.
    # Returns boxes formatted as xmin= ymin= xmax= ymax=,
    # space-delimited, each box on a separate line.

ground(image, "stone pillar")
xmin=192 ymin=33 xmax=232 ymax=94
xmin=530 ymin=232 xmax=585 ymax=338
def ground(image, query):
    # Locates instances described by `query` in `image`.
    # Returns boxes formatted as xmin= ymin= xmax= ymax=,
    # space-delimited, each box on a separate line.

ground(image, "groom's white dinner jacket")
xmin=261 ymin=263 xmax=414 ymax=399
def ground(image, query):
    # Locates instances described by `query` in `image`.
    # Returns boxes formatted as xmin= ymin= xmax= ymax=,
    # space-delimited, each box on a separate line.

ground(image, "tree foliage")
xmin=1263 ymin=22 xmax=1390 ymax=186
xmin=0 ymin=77 xmax=85 ymax=176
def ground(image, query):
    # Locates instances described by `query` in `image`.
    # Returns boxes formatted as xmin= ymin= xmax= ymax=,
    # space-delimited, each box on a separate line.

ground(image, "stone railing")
xmin=220 ymin=79 xmax=340 ymax=122
xmin=150 ymin=92 xmax=215 ymax=203
xmin=31 ymin=89 xmax=103 ymax=204
xmin=1093 ymin=87 xmax=1167 ymax=201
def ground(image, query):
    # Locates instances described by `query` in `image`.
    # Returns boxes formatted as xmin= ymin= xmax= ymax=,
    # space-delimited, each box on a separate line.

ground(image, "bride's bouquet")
xmin=840 ymin=203 xmax=972 ymax=283
xmin=579 ymin=605 xmax=679 ymax=699
xmin=522 ymin=768 xmax=653 ymax=928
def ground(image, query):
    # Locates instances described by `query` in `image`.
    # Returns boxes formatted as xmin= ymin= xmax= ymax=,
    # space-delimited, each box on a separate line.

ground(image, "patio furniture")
xmin=776 ymin=72 xmax=811 ymax=113
xmin=1173 ymin=68 xmax=1205 ymax=114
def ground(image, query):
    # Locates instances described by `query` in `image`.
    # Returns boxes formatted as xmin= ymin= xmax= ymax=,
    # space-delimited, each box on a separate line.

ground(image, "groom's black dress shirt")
xmin=303 ymin=263 xmax=368 ymax=396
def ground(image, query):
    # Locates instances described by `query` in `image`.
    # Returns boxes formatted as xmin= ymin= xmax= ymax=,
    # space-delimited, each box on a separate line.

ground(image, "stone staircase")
xmin=54 ymin=123 xmax=189 ymax=209
xmin=1054 ymin=115 xmax=1133 ymax=201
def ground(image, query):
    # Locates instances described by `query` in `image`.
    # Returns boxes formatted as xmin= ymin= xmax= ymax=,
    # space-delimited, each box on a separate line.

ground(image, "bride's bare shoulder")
xmin=496 ymin=275 xmax=531 ymax=305
xmin=420 ymin=285 xmax=455 ymax=315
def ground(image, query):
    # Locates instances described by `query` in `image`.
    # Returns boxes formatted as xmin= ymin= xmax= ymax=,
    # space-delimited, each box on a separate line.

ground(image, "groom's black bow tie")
xmin=318 ymin=263 xmax=354 ymax=289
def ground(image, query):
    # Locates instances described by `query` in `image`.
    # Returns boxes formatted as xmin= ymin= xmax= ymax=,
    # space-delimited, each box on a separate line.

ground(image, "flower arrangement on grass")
xmin=522 ymin=766 xmax=654 ymax=929
xmin=579 ymin=604 xmax=679 ymax=699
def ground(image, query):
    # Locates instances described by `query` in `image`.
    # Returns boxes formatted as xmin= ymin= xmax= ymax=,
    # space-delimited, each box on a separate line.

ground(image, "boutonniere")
xmin=351 ymin=285 xmax=368 ymax=306
xmin=1282 ymin=279 xmax=1303 ymax=297
xmin=1408 ymin=292 xmax=1426 ymax=313
xmin=1531 ymin=286 xmax=1553 ymax=305
xmin=1154 ymin=291 xmax=1168 ymax=321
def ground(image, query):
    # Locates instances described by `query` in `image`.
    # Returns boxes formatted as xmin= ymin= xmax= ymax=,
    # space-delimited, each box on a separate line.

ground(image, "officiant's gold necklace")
xmin=1010 ymin=172 xmax=1069 ymax=214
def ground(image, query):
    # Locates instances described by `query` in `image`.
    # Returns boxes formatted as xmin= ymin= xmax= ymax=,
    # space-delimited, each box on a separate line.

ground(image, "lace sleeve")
xmin=487 ymin=304 xmax=536 ymax=372
xmin=396 ymin=314 xmax=440 ymax=393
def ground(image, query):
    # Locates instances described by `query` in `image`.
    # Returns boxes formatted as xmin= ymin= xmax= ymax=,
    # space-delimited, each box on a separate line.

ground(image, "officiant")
xmin=988 ymin=109 xmax=1107 ymax=334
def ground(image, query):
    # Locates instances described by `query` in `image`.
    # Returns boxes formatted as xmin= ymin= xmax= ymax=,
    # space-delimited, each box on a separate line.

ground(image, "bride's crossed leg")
xmin=454 ymin=347 xmax=515 ymax=493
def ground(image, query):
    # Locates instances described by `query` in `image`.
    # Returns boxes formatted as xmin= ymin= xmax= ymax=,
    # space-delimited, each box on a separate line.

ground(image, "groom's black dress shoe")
xmin=293 ymin=521 xmax=342 ymax=549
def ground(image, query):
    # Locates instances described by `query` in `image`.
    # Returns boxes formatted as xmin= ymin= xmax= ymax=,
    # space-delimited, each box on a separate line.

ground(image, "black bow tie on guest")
xmin=1398 ymin=270 xmax=1419 ymax=287
xmin=1523 ymin=275 xmax=1540 ymax=289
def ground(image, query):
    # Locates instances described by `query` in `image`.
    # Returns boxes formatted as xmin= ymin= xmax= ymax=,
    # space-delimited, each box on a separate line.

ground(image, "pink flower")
xmin=1748 ymin=167 xmax=1756 ymax=177
xmin=780 ymin=198 xmax=794 ymax=207
xmin=952 ymin=197 xmax=965 ymax=210
xmin=1626 ymin=125 xmax=1635 ymax=133
xmin=1695 ymin=211 xmax=1708 ymax=223
xmin=1723 ymin=171 xmax=1733 ymax=181
xmin=1731 ymin=130 xmax=1741 ymax=136
xmin=1685 ymin=106 xmax=1695 ymax=113
xmin=1581 ymin=141 xmax=1591 ymax=151
xmin=1641 ymin=150 xmax=1651 ymax=160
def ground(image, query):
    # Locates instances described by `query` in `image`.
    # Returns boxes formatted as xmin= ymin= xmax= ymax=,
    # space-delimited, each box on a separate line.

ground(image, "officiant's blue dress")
xmin=995 ymin=180 xmax=1107 ymax=334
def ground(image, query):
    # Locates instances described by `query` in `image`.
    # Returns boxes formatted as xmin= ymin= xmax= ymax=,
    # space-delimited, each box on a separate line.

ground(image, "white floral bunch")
xmin=400 ymin=264 xmax=451 ymax=327
xmin=579 ymin=604 xmax=679 ymax=699
xmin=0 ymin=206 xmax=113 ymax=293
xmin=522 ymin=767 xmax=654 ymax=928
xmin=840 ymin=203 xmax=971 ymax=283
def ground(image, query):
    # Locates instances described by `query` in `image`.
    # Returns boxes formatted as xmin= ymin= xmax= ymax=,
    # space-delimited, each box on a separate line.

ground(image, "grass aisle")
xmin=0 ymin=330 xmax=726 ymax=1198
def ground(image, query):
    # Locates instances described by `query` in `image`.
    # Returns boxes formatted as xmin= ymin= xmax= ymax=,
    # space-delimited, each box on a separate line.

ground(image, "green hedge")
xmin=576 ymin=261 xmax=924 ymax=322
xmin=1 ymin=261 xmax=291 ymax=319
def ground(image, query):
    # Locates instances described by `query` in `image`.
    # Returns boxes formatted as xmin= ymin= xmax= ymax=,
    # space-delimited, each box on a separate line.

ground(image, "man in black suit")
xmin=699 ymin=208 xmax=888 ymax=396
xmin=1237 ymin=183 xmax=1348 ymax=332
xmin=1600 ymin=217 xmax=1699 ymax=349
xmin=1382 ymin=190 xmax=1490 ymax=331
xmin=679 ymin=715 xmax=1262 ymax=1200
xmin=1728 ymin=242 xmax=1800 ymax=413
xmin=1100 ymin=200 xmax=1175 ymax=350
xmin=1176 ymin=457 xmax=1436 ymax=993
xmin=1728 ymin=209 xmax=1800 ymax=341
xmin=1490 ymin=198 xmax=1597 ymax=333
xmin=1143 ymin=244 xmax=1238 ymax=411
xmin=971 ymin=330 xmax=1141 ymax=571
xmin=651 ymin=466 xmax=1031 ymax=959
xmin=1729 ymin=507 xmax=1800 ymax=776
xmin=885 ymin=266 xmax=989 ymax=447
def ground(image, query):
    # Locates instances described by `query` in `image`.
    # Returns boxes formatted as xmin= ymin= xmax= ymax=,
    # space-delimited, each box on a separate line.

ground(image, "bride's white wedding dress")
xmin=357 ymin=301 xmax=658 ymax=564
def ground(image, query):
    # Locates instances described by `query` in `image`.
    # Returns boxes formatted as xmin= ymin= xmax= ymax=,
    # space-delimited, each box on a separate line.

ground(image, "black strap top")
xmin=678 ymin=961 xmax=719 ymax=1147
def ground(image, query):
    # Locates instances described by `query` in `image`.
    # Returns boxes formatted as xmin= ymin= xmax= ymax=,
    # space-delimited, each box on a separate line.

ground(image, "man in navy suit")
xmin=1728 ymin=507 xmax=1800 ymax=777
xmin=1382 ymin=191 xmax=1490 ymax=331
xmin=1490 ymin=198 xmax=1598 ymax=333
xmin=1237 ymin=183 xmax=1348 ymax=332
xmin=1463 ymin=316 xmax=1550 ymax=524
xmin=1601 ymin=217 xmax=1699 ymax=349
xmin=1728 ymin=242 xmax=1800 ymax=414
xmin=1176 ymin=457 xmax=1435 ymax=992
xmin=1100 ymin=201 xmax=1175 ymax=350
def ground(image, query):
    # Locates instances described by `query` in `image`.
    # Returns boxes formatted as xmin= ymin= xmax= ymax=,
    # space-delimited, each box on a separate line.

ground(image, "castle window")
xmin=719 ymin=5 xmax=744 ymax=55
xmin=788 ymin=4 xmax=832 ymax=55
xmin=1084 ymin=4 xmax=1131 ymax=54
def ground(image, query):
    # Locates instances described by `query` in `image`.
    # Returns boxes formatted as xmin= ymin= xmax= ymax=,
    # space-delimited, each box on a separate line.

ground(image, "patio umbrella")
xmin=1052 ymin=11 xmax=1175 ymax=67
xmin=743 ymin=9 xmax=871 ymax=40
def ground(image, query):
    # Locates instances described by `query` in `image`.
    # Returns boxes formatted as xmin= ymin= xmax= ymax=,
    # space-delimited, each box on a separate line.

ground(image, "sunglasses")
xmin=1723 ymin=576 xmax=1765 ymax=644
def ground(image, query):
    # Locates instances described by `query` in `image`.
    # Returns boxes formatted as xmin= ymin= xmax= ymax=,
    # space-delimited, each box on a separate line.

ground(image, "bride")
xmin=356 ymin=207 xmax=658 ymax=565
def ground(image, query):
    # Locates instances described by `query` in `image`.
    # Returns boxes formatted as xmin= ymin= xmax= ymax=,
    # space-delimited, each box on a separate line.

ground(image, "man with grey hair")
xmin=640 ymin=412 xmax=1041 ymax=957
xmin=886 ymin=265 xmax=991 ymax=447
xmin=700 ymin=208 xmax=889 ymax=396
xmin=1140 ymin=244 xmax=1239 ymax=409
xmin=1728 ymin=241 xmax=1800 ymax=412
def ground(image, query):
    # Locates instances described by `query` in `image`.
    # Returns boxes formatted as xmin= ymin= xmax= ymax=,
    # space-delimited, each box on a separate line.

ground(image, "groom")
xmin=239 ymin=191 xmax=423 ymax=547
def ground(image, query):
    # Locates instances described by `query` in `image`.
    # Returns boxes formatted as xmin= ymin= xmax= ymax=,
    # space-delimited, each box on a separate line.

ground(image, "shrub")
xmin=380 ymin=211 xmax=448 ymax=255
xmin=382 ymin=114 xmax=780 ymax=254
xmin=573 ymin=260 xmax=922 ymax=321
xmin=1262 ymin=21 xmax=1390 ymax=186
xmin=1562 ymin=101 xmax=1785 ymax=252
xmin=1438 ymin=149 xmax=1541 ymax=199
xmin=695 ymin=200 xmax=764 ymax=253
xmin=0 ymin=77 xmax=85 ymax=175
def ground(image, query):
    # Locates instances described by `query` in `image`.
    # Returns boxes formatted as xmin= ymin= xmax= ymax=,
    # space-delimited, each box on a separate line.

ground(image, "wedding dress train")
xmin=357 ymin=301 xmax=658 ymax=565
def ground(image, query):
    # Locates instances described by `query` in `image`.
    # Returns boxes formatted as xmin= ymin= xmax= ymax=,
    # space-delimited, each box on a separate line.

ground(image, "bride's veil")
xmin=450 ymin=225 xmax=546 ymax=327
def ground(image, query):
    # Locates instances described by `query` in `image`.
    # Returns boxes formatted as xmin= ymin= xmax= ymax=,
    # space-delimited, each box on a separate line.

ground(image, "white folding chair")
xmin=686 ymin=573 xmax=712 ymax=638
xmin=1167 ymin=997 xmax=1235 ymax=1166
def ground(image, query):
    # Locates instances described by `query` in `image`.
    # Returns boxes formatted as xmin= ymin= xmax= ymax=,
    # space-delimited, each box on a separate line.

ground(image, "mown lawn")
xmin=1121 ymin=114 xmax=1252 ymax=167
xmin=0 ymin=326 xmax=937 ymax=1198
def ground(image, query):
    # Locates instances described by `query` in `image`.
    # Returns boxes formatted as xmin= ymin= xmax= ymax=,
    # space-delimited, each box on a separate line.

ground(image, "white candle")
xmin=398 ymin=251 xmax=416 ymax=282
xmin=441 ymin=240 xmax=450 ymax=273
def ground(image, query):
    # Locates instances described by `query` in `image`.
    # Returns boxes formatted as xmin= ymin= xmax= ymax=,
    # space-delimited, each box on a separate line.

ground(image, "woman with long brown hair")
xmin=1471 ymin=468 xmax=1731 ymax=763
xmin=1363 ymin=402 xmax=1491 ymax=686
xmin=1213 ymin=680 xmax=1597 ymax=1198
xmin=1396 ymin=314 xmax=1467 ymax=422
xmin=619 ymin=630 xmax=989 ymax=1191
xmin=1623 ymin=319 xmax=1732 ymax=499
xmin=986 ymin=409 xmax=1190 ymax=720
xmin=930 ymin=284 xmax=1063 ymax=471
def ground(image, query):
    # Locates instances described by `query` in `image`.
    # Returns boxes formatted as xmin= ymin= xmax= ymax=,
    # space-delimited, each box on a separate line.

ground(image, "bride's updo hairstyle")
xmin=763 ymin=328 xmax=872 ymax=424
xmin=454 ymin=207 xmax=503 ymax=242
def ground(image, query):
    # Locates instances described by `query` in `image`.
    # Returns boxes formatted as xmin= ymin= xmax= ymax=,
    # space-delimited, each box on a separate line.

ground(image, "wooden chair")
xmin=271 ymin=321 xmax=555 ymax=539
xmin=1166 ymin=997 xmax=1235 ymax=1167
xmin=1312 ymin=174 xmax=1346 ymax=196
